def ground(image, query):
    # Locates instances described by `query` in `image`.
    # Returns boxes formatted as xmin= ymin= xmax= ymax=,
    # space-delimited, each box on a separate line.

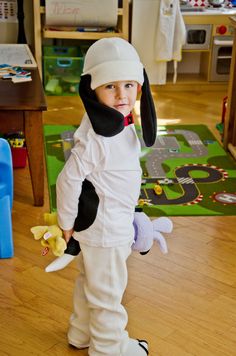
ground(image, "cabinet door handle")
xmin=214 ymin=39 xmax=233 ymax=46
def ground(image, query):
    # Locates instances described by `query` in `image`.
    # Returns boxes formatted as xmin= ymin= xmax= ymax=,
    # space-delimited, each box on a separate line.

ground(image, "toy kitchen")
xmin=131 ymin=0 xmax=236 ymax=86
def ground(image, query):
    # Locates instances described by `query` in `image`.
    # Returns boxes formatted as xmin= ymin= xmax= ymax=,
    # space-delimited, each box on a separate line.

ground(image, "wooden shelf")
xmin=43 ymin=29 xmax=124 ymax=40
xmin=33 ymin=0 xmax=129 ymax=78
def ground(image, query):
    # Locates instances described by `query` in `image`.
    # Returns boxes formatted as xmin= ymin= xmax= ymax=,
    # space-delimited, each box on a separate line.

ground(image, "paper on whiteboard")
xmin=45 ymin=0 xmax=118 ymax=27
xmin=0 ymin=44 xmax=37 ymax=68
xmin=0 ymin=0 xmax=17 ymax=23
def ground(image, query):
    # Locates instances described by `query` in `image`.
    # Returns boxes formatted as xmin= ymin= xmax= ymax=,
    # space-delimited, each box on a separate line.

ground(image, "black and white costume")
xmin=56 ymin=38 xmax=157 ymax=355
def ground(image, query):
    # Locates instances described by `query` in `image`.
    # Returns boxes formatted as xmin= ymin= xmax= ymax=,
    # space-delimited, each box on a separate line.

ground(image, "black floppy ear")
xmin=140 ymin=69 xmax=157 ymax=147
xmin=79 ymin=75 xmax=124 ymax=137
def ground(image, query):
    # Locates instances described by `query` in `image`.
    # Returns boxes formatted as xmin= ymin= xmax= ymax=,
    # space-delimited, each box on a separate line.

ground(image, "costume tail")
xmin=45 ymin=237 xmax=80 ymax=272
xmin=45 ymin=254 xmax=76 ymax=272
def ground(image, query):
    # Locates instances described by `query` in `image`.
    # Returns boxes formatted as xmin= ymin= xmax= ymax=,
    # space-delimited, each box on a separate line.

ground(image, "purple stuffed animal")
xmin=132 ymin=212 xmax=173 ymax=255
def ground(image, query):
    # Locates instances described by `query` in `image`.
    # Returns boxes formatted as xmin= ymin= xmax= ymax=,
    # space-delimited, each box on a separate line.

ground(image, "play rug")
xmin=43 ymin=124 xmax=236 ymax=216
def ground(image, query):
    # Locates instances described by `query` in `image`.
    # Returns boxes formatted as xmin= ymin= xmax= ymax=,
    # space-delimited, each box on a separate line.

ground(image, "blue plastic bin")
xmin=0 ymin=138 xmax=14 ymax=258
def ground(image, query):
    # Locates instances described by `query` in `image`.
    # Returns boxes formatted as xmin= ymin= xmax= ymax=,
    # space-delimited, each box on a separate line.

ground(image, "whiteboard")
xmin=45 ymin=0 xmax=118 ymax=27
xmin=0 ymin=44 xmax=37 ymax=68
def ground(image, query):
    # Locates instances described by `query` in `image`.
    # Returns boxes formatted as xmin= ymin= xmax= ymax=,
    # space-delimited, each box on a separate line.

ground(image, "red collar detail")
xmin=124 ymin=113 xmax=134 ymax=126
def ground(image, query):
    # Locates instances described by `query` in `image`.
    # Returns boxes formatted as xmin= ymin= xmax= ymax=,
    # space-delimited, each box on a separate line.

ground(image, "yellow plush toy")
xmin=31 ymin=212 xmax=66 ymax=257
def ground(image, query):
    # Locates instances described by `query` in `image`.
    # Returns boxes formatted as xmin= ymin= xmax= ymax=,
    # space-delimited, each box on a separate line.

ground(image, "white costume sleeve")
xmin=56 ymin=133 xmax=105 ymax=231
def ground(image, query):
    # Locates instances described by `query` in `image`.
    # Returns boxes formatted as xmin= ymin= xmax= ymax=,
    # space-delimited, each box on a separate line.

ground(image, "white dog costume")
xmin=56 ymin=38 xmax=163 ymax=355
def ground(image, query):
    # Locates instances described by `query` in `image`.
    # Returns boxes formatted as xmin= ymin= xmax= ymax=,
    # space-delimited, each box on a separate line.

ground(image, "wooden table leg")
xmin=24 ymin=111 xmax=44 ymax=206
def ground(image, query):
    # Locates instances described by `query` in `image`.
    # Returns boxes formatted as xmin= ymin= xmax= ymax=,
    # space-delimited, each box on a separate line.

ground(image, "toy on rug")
xmin=41 ymin=211 xmax=173 ymax=273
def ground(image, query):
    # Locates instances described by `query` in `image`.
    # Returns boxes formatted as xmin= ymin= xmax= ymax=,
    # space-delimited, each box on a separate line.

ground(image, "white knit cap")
xmin=82 ymin=37 xmax=144 ymax=90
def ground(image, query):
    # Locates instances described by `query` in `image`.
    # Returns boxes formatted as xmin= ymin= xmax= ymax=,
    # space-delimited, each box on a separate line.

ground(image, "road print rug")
xmin=44 ymin=124 xmax=236 ymax=216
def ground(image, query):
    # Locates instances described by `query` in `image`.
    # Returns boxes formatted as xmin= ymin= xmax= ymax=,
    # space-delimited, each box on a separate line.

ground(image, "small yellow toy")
xmin=153 ymin=184 xmax=162 ymax=196
xmin=31 ymin=212 xmax=66 ymax=257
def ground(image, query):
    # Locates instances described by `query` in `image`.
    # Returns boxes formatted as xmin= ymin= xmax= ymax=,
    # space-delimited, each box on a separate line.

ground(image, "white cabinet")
xmin=131 ymin=0 xmax=235 ymax=87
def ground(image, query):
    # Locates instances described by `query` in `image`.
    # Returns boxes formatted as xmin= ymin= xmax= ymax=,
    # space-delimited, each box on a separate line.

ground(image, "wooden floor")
xmin=1 ymin=88 xmax=236 ymax=356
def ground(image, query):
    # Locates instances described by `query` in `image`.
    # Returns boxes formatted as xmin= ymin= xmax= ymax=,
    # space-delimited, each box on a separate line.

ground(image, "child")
xmin=56 ymin=37 xmax=157 ymax=355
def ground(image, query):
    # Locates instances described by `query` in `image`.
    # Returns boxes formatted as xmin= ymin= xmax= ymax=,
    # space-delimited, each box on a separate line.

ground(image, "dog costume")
xmin=56 ymin=38 xmax=157 ymax=355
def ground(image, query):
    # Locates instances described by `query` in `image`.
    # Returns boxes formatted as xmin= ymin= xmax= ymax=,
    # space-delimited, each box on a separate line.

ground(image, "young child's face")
xmin=95 ymin=80 xmax=140 ymax=117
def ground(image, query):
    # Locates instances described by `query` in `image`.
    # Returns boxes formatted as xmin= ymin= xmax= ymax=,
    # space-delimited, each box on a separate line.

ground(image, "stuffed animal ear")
xmin=153 ymin=231 xmax=168 ymax=254
xmin=152 ymin=217 xmax=173 ymax=234
xmin=30 ymin=226 xmax=48 ymax=240
xmin=140 ymin=69 xmax=157 ymax=147
xmin=152 ymin=217 xmax=173 ymax=254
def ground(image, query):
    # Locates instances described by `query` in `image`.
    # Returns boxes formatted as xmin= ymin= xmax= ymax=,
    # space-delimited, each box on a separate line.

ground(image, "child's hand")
xmin=63 ymin=229 xmax=74 ymax=243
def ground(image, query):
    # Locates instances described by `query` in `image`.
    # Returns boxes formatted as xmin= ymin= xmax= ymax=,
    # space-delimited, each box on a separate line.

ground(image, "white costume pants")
xmin=68 ymin=242 xmax=132 ymax=356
